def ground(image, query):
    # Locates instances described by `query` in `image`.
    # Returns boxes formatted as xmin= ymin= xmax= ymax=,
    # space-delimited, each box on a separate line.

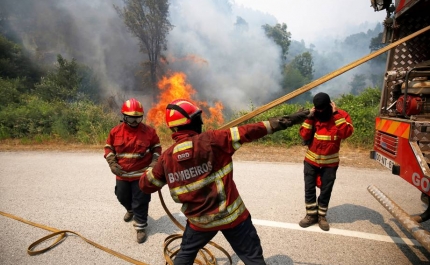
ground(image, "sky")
xmin=234 ymin=0 xmax=387 ymax=43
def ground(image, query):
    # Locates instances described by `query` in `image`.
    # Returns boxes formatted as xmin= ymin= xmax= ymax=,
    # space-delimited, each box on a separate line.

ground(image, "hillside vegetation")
xmin=0 ymin=30 xmax=381 ymax=149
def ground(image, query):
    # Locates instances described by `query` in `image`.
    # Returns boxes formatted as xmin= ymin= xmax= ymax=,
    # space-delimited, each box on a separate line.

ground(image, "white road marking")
xmin=252 ymin=219 xmax=420 ymax=247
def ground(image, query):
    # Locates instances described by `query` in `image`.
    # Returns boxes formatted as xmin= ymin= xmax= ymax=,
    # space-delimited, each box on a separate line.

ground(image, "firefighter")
xmin=139 ymin=99 xmax=309 ymax=264
xmin=104 ymin=98 xmax=161 ymax=243
xmin=298 ymin=92 xmax=353 ymax=231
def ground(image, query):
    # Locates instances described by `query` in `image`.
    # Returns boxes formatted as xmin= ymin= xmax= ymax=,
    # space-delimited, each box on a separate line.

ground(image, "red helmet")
xmin=121 ymin=98 xmax=144 ymax=116
xmin=165 ymin=99 xmax=202 ymax=128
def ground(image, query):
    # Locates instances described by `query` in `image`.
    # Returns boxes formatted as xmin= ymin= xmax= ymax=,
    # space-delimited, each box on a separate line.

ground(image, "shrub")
xmin=0 ymin=96 xmax=58 ymax=138
xmin=336 ymin=87 xmax=380 ymax=147
xmin=0 ymin=87 xmax=381 ymax=149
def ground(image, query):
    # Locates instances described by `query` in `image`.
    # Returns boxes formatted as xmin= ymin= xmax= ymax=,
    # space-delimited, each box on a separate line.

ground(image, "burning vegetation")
xmin=146 ymin=72 xmax=224 ymax=131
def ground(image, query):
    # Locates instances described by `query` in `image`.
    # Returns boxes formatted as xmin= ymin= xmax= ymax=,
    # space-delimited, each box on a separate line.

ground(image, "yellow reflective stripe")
xmin=305 ymin=202 xmax=317 ymax=208
xmin=263 ymin=121 xmax=273 ymax=134
xmin=216 ymin=179 xmax=227 ymax=212
xmin=306 ymin=150 xmax=339 ymax=160
xmin=147 ymin=169 xmax=166 ymax=187
xmin=302 ymin=122 xmax=312 ymax=129
xmin=173 ymin=141 xmax=193 ymax=154
xmin=307 ymin=209 xmax=318 ymax=215
xmin=305 ymin=150 xmax=339 ymax=164
xmin=188 ymin=196 xmax=246 ymax=228
xmin=318 ymin=206 xmax=328 ymax=211
xmin=230 ymin=127 xmax=241 ymax=150
xmin=116 ymin=153 xmax=143 ymax=158
xmin=170 ymin=162 xmax=233 ymax=202
xmin=106 ymin=152 xmax=115 ymax=158
xmin=335 ymin=117 xmax=346 ymax=126
xmin=121 ymin=169 xmax=146 ymax=177
xmin=168 ymin=117 xmax=188 ymax=127
xmin=105 ymin=144 xmax=113 ymax=150
xmin=314 ymin=134 xmax=338 ymax=141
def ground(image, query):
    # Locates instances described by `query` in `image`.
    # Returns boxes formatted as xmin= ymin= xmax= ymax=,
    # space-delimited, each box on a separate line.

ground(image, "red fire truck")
xmin=369 ymin=0 xmax=430 ymax=250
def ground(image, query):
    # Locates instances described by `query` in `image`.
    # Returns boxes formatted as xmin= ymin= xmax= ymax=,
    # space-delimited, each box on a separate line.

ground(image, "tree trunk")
xmin=151 ymin=62 xmax=157 ymax=103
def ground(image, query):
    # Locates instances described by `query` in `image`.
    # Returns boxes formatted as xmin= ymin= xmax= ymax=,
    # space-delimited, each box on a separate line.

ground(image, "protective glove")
xmin=268 ymin=116 xmax=293 ymax=132
xmin=281 ymin=109 xmax=311 ymax=125
xmin=106 ymin=155 xmax=126 ymax=176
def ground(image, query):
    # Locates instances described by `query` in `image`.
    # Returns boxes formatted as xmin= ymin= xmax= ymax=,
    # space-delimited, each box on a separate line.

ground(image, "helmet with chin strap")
xmin=165 ymin=99 xmax=202 ymax=128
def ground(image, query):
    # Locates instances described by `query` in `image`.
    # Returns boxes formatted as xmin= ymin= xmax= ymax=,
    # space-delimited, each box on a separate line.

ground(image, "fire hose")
xmin=0 ymin=210 xmax=148 ymax=264
xmin=1 ymin=25 xmax=430 ymax=265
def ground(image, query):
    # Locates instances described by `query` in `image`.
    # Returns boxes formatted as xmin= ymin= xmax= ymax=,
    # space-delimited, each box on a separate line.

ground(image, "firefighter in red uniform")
xmin=139 ymin=99 xmax=309 ymax=264
xmin=104 ymin=98 xmax=161 ymax=243
xmin=298 ymin=92 xmax=353 ymax=231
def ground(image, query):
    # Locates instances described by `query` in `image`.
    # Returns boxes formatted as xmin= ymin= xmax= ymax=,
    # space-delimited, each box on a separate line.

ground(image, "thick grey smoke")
xmin=1 ymin=0 xmax=284 ymax=112
xmin=165 ymin=0 xmax=283 ymax=112
xmin=1 ymin=0 xmax=146 ymax=104
xmin=1 ymin=0 xmax=382 ymax=111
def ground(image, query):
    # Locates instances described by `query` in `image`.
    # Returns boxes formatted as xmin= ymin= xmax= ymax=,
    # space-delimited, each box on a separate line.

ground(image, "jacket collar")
xmin=172 ymin=130 xmax=199 ymax=142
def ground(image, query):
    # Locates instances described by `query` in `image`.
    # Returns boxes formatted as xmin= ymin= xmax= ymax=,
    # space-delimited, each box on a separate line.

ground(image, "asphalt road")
xmin=1 ymin=151 xmax=430 ymax=265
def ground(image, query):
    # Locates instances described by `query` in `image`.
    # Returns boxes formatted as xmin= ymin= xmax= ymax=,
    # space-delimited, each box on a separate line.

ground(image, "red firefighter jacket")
xmin=104 ymin=122 xmax=161 ymax=182
xmin=299 ymin=109 xmax=353 ymax=167
xmin=139 ymin=121 xmax=274 ymax=231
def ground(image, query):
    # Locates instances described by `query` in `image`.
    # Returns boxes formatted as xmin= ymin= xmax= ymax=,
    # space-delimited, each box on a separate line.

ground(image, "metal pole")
xmin=367 ymin=185 xmax=430 ymax=252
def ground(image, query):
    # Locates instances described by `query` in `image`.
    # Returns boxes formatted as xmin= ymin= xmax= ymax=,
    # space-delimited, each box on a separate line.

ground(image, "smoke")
xmin=1 ymin=0 xmax=383 ymax=112
xmin=309 ymin=23 xmax=385 ymax=98
xmin=1 ymin=0 xmax=146 ymax=104
xmin=165 ymin=0 xmax=283 ymax=113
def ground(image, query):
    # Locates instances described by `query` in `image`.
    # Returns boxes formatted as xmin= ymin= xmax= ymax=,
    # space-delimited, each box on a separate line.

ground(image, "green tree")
xmin=262 ymin=23 xmax=291 ymax=61
xmin=34 ymin=55 xmax=102 ymax=103
xmin=281 ymin=63 xmax=312 ymax=104
xmin=0 ymin=77 xmax=20 ymax=110
xmin=34 ymin=55 xmax=80 ymax=102
xmin=114 ymin=0 xmax=173 ymax=102
xmin=78 ymin=65 xmax=102 ymax=103
xmin=369 ymin=32 xmax=386 ymax=51
xmin=369 ymin=31 xmax=387 ymax=65
xmin=349 ymin=74 xmax=366 ymax=95
xmin=279 ymin=52 xmax=314 ymax=103
xmin=0 ymin=34 xmax=42 ymax=89
xmin=336 ymin=87 xmax=380 ymax=146
xmin=290 ymin=51 xmax=314 ymax=80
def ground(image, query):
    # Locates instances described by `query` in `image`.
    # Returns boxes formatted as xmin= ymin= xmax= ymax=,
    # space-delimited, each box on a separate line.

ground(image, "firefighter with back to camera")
xmin=139 ymin=98 xmax=310 ymax=264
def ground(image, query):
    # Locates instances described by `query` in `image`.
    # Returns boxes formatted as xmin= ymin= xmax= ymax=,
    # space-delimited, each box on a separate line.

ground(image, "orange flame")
xmin=147 ymin=72 xmax=224 ymax=130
